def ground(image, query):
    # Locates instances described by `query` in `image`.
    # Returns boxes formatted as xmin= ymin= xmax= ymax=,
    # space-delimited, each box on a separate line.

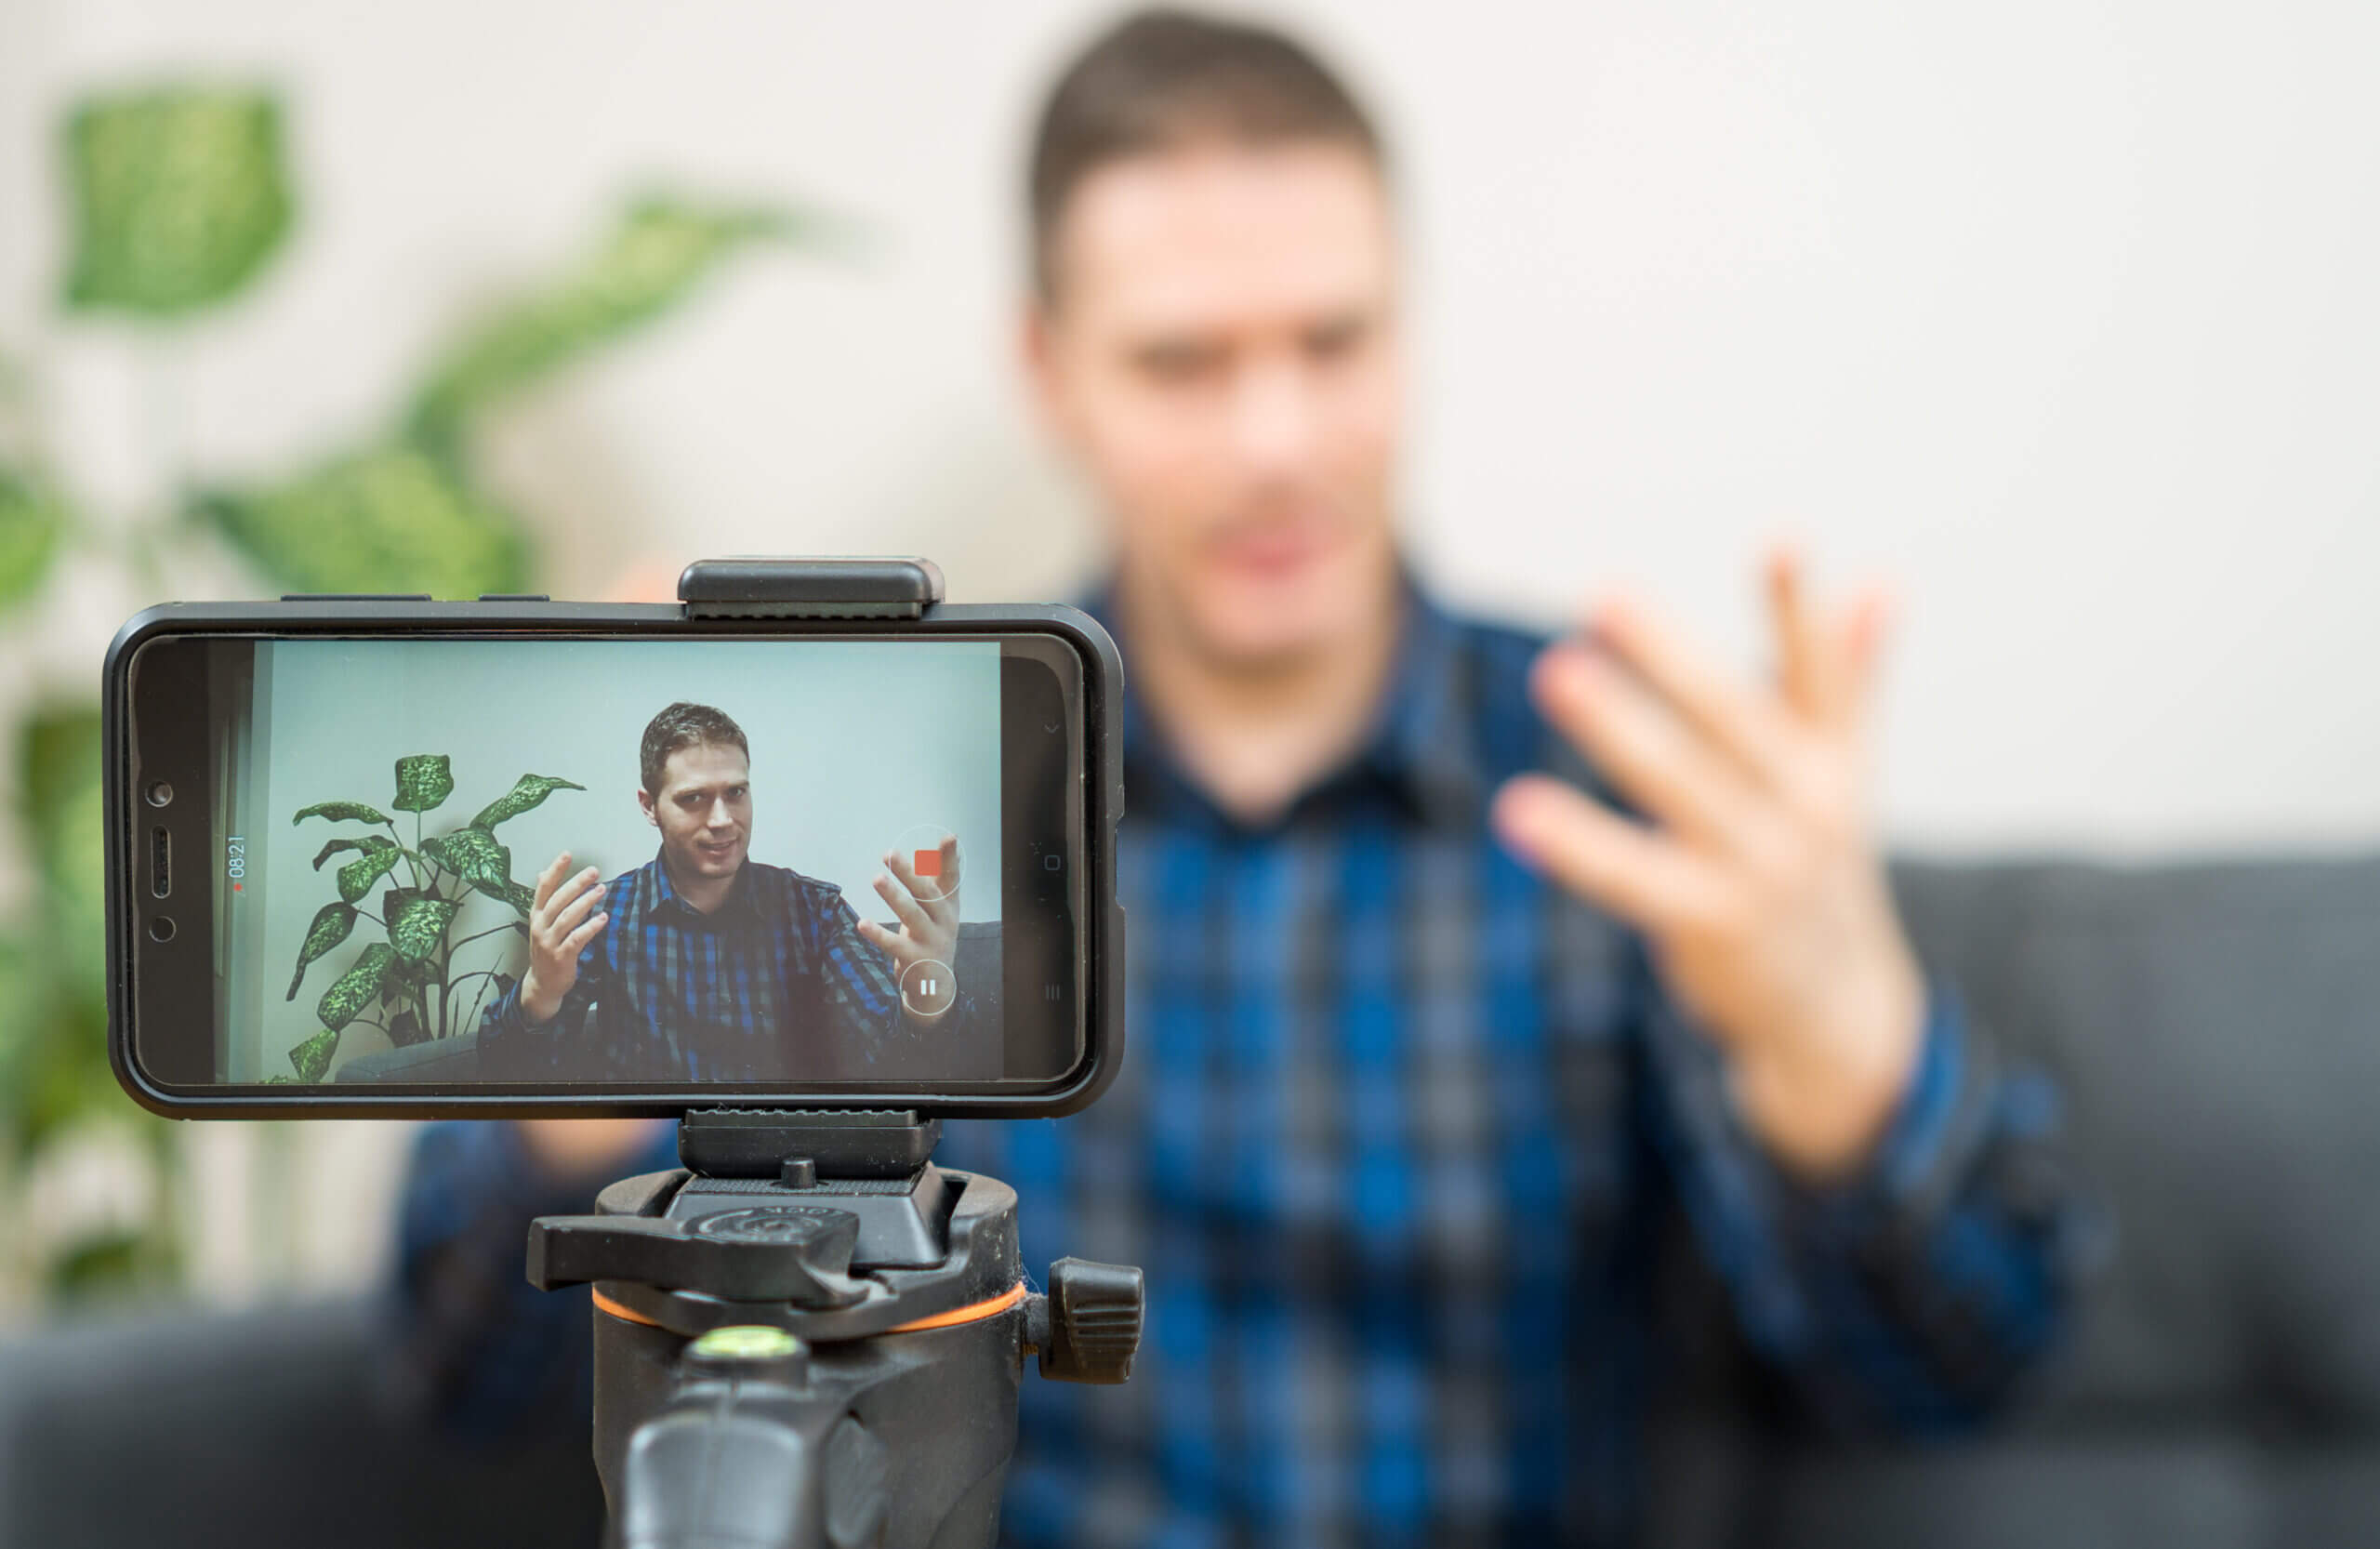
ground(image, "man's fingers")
xmin=1490 ymin=774 xmax=1731 ymax=934
xmin=543 ymin=869 xmax=603 ymax=940
xmin=919 ymin=838 xmax=963 ymax=927
xmin=560 ymin=908 xmax=610 ymax=957
xmin=885 ymin=843 xmax=959 ymax=922
xmin=1841 ymin=583 xmax=1896 ymax=730
xmin=1585 ymin=596 xmax=1797 ymax=783
xmin=856 ymin=916 xmax=914 ymax=963
xmin=873 ymin=868 xmax=934 ymax=935
xmin=533 ymin=852 xmax=573 ymax=912
xmin=1767 ymin=545 xmax=1892 ymax=736
xmin=1766 ymin=545 xmax=1840 ymax=724
xmin=1532 ymin=645 xmax=1769 ymax=859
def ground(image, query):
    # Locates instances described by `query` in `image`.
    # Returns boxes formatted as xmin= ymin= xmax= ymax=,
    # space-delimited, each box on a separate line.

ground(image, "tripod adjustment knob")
xmin=1031 ymin=1257 xmax=1144 ymax=1384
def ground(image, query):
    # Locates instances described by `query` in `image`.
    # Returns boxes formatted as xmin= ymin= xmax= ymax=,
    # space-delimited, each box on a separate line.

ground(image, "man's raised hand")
xmin=1489 ymin=548 xmax=1926 ymax=1179
xmin=521 ymin=851 xmax=610 ymax=1026
xmin=858 ymin=836 xmax=962 ymax=991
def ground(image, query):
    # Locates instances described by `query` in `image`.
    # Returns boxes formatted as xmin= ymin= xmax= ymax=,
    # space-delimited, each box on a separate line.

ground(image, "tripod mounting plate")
xmin=677 ymin=1107 xmax=943 ymax=1181
xmin=533 ymin=1161 xmax=1021 ymax=1342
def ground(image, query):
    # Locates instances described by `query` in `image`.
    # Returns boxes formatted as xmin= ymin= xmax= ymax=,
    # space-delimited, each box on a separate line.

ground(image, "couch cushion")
xmin=1889 ymin=854 xmax=2380 ymax=1436
xmin=1665 ymin=854 xmax=2380 ymax=1549
xmin=0 ymin=1299 xmax=602 ymax=1549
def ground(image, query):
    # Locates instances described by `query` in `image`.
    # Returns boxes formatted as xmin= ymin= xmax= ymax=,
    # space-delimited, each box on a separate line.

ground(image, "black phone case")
xmin=101 ymin=582 xmax=1126 ymax=1122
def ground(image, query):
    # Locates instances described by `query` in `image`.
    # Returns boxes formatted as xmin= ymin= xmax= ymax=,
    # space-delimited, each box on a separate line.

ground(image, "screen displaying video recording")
xmin=204 ymin=638 xmax=1028 ymax=1090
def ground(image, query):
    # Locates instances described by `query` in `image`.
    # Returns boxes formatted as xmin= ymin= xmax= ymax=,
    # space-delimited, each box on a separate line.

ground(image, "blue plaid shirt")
xmin=393 ymin=586 xmax=2078 ymax=1545
xmin=478 ymin=849 xmax=932 ymax=1081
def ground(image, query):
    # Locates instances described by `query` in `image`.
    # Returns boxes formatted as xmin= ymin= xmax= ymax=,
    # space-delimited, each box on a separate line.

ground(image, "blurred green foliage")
xmin=0 ymin=470 xmax=64 ymax=609
xmin=407 ymin=197 xmax=800 ymax=460
xmin=4 ymin=708 xmax=109 ymax=1160
xmin=61 ymin=88 xmax=293 ymax=317
xmin=2 ymin=77 xmax=815 ymax=1300
xmin=198 ymin=444 xmax=532 ymax=600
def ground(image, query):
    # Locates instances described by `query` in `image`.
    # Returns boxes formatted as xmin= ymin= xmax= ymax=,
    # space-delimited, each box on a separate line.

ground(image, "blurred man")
xmin=394 ymin=9 xmax=2081 ymax=1543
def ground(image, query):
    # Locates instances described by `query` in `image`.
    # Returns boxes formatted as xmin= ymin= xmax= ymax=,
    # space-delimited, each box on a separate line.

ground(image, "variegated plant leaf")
xmin=315 ymin=942 xmax=394 ymax=1032
xmin=471 ymin=774 xmax=586 ymax=828
xmin=311 ymin=834 xmax=396 ymax=871
xmin=60 ymin=87 xmax=294 ymax=317
xmin=465 ymin=868 xmax=531 ymax=914
xmin=388 ymin=893 xmax=459 ymax=962
xmin=390 ymin=955 xmax=433 ymax=991
xmin=284 ymin=901 xmax=356 ymax=1000
xmin=196 ymin=443 xmax=530 ymax=601
xmin=423 ymin=824 xmax=507 ymax=887
xmin=336 ymin=844 xmax=404 ymax=904
xmin=392 ymin=753 xmax=453 ymax=813
xmin=294 ymin=800 xmax=391 ymax=827
xmin=382 ymin=939 xmax=434 ymax=995
xmin=286 ymin=1026 xmax=339 ymax=1083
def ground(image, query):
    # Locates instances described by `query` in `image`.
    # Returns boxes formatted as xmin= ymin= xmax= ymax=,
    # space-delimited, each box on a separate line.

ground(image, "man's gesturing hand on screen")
xmin=1489 ymin=548 xmax=1926 ymax=1180
xmin=521 ymin=851 xmax=610 ymax=1026
xmin=857 ymin=836 xmax=961 ymax=1015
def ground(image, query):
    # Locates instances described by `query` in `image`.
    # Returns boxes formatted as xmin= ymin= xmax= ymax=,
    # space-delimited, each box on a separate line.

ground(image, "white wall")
xmin=3 ymin=0 xmax=2374 ymax=854
xmin=242 ymin=638 xmax=1001 ymax=1078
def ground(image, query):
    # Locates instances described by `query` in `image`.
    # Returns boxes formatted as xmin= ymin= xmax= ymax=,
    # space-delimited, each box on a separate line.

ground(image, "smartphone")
xmin=104 ymin=590 xmax=1122 ymax=1119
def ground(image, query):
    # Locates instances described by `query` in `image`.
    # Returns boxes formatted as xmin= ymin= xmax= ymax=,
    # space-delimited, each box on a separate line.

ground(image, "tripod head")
xmin=529 ymin=1109 xmax=1142 ymax=1549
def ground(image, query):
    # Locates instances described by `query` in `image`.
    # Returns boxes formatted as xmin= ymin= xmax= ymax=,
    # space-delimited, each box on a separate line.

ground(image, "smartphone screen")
xmin=123 ymin=629 xmax=1089 ymax=1101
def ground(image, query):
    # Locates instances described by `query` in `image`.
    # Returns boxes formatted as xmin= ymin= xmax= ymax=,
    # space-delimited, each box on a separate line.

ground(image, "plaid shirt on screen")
xmin=477 ymin=849 xmax=932 ymax=1081
xmin=393 ymin=585 xmax=2080 ymax=1547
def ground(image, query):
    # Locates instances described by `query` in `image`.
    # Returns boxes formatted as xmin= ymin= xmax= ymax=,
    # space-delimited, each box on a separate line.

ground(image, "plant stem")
xmin=387 ymin=821 xmax=425 ymax=891
xmin=447 ymin=920 xmax=527 ymax=952
xmin=456 ymin=970 xmax=506 ymax=1039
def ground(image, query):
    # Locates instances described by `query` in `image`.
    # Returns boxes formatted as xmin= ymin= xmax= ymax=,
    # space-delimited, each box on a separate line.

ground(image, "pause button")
xmin=900 ymin=958 xmax=957 ymax=1019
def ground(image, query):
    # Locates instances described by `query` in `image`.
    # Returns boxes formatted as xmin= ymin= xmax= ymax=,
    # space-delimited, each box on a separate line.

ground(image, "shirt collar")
xmin=640 ymin=846 xmax=760 ymax=924
xmin=1091 ymin=566 xmax=1489 ymax=832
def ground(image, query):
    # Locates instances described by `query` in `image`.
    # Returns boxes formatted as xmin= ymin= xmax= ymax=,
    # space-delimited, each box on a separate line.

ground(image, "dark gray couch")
xmin=6 ymin=855 xmax=2376 ymax=1546
xmin=1646 ymin=854 xmax=2380 ymax=1549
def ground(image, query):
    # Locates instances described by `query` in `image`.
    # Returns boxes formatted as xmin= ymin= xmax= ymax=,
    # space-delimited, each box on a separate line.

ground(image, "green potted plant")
xmin=277 ymin=759 xmax=586 ymax=1081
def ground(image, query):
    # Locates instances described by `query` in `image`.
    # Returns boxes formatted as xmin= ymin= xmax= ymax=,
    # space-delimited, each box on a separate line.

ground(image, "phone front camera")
xmin=147 ymin=916 xmax=176 ymax=943
xmin=145 ymin=780 xmax=174 ymax=808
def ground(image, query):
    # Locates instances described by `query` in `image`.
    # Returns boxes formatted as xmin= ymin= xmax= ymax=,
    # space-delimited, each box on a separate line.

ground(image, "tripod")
xmin=529 ymin=1108 xmax=1143 ymax=1549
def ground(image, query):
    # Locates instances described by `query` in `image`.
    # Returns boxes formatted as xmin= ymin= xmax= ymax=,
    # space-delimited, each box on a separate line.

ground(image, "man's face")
xmin=1026 ymin=139 xmax=1404 ymax=668
xmin=640 ymin=740 xmax=751 ymax=883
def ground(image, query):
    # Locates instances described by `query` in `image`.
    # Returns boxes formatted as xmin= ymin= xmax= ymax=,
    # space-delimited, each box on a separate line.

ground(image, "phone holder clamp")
xmin=677 ymin=557 xmax=945 ymax=620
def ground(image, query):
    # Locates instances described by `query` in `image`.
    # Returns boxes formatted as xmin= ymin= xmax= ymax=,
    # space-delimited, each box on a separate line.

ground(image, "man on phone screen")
xmin=477 ymin=700 xmax=967 ymax=1080
xmin=393 ymin=10 xmax=2085 ymax=1543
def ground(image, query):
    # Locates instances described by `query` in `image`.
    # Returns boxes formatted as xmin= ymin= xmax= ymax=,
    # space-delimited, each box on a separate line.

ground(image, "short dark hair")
xmin=1026 ymin=7 xmax=1386 ymax=300
xmin=640 ymin=702 xmax=748 ymax=794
